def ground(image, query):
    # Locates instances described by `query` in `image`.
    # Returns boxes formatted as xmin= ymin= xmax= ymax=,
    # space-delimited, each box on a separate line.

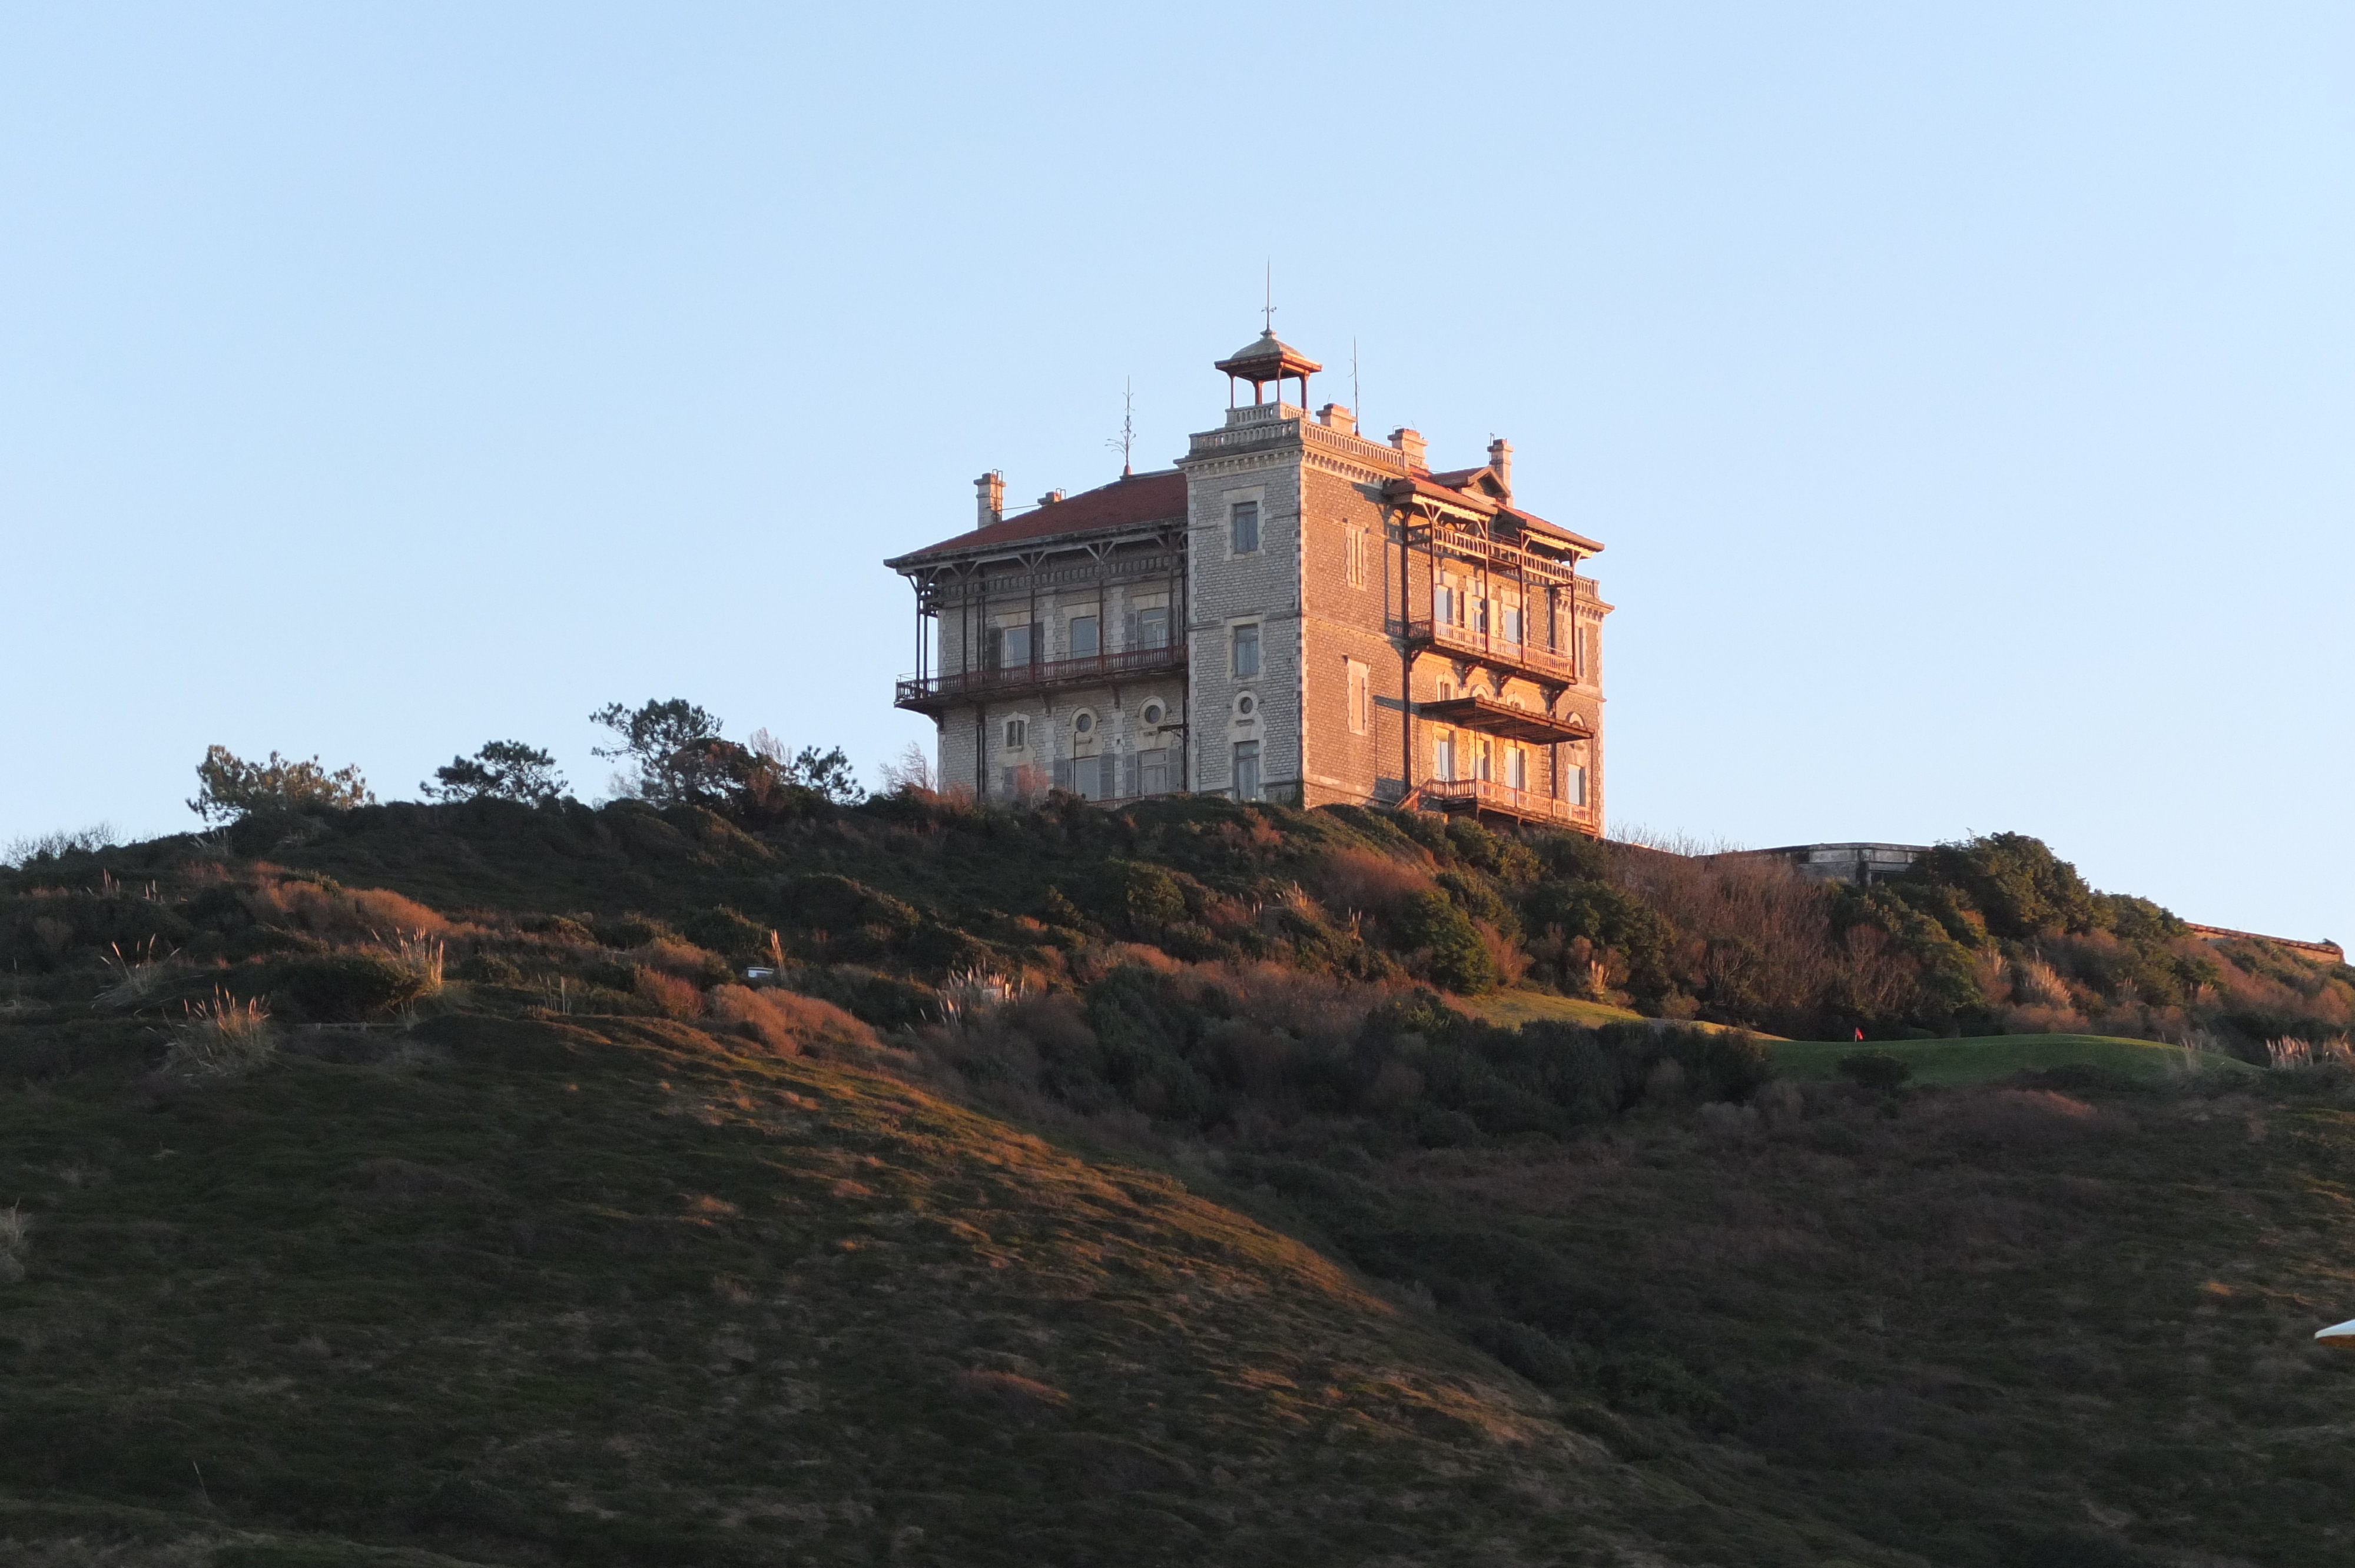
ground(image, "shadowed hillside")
xmin=5 ymin=793 xmax=2355 ymax=1566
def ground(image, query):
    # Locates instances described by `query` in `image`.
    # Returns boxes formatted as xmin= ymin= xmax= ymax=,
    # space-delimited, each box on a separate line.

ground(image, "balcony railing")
xmin=895 ymin=642 xmax=1187 ymax=712
xmin=1406 ymin=617 xmax=1580 ymax=685
xmin=1419 ymin=776 xmax=1597 ymax=829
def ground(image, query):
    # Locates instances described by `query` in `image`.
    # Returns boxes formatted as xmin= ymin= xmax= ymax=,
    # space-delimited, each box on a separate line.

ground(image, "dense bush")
xmin=264 ymin=954 xmax=435 ymax=1022
xmin=924 ymin=962 xmax=1766 ymax=1148
xmin=1397 ymin=889 xmax=1495 ymax=994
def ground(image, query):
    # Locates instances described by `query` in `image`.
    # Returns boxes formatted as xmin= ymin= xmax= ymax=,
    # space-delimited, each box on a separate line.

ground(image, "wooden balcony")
xmin=895 ymin=642 xmax=1186 ymax=713
xmin=1406 ymin=617 xmax=1579 ymax=685
xmin=1419 ymin=776 xmax=1598 ymax=830
xmin=1416 ymin=694 xmax=1593 ymax=745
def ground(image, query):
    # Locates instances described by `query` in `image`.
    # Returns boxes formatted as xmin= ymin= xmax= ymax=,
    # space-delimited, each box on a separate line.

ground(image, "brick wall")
xmin=1299 ymin=464 xmax=1405 ymax=808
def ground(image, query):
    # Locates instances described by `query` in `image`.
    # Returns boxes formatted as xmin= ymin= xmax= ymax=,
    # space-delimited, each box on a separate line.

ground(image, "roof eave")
xmin=887 ymin=515 xmax=1185 ymax=574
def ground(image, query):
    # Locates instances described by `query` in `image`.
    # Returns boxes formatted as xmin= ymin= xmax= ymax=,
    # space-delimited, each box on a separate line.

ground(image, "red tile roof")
xmin=889 ymin=470 xmax=1188 ymax=566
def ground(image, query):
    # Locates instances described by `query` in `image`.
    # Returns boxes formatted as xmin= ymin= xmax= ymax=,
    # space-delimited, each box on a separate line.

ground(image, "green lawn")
xmin=1457 ymin=988 xmax=1781 ymax=1037
xmin=1770 ymin=1031 xmax=2263 ymax=1085
xmin=1454 ymin=989 xmax=1651 ymax=1031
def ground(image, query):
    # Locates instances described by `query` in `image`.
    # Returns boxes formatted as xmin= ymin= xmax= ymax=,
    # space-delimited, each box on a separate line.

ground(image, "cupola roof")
xmin=1215 ymin=331 xmax=1323 ymax=382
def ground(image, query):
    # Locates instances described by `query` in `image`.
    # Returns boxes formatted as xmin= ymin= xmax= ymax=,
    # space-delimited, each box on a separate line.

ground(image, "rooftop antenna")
xmin=1107 ymin=376 xmax=1135 ymax=477
xmin=1352 ymin=337 xmax=1361 ymax=425
xmin=1263 ymin=261 xmax=1276 ymax=334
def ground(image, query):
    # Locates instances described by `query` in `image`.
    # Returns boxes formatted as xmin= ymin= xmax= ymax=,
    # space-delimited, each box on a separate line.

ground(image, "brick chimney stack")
xmin=1318 ymin=403 xmax=1356 ymax=436
xmin=1488 ymin=438 xmax=1512 ymax=497
xmin=976 ymin=471 xmax=1004 ymax=529
xmin=1389 ymin=427 xmax=1428 ymax=471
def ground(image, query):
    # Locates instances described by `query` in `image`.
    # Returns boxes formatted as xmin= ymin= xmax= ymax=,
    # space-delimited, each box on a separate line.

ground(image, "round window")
xmin=1074 ymin=712 xmax=1095 ymax=735
xmin=1142 ymin=700 xmax=1165 ymax=726
xmin=1238 ymin=693 xmax=1256 ymax=717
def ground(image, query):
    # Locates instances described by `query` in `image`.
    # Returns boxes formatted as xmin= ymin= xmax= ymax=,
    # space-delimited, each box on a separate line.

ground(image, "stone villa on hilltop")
xmin=885 ymin=331 xmax=1611 ymax=832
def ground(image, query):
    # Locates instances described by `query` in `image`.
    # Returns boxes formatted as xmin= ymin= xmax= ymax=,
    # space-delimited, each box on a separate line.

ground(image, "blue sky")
xmin=4 ymin=4 xmax=2349 ymax=941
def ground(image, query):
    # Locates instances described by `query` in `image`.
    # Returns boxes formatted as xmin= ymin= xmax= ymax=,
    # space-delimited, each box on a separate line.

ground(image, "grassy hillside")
xmin=0 ymin=1008 xmax=1761 ymax=1566
xmin=5 ymin=793 xmax=2355 ymax=1565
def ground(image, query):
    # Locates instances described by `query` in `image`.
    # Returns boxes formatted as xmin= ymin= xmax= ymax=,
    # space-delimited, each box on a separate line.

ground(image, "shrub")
xmin=1 ymin=822 xmax=120 ymax=868
xmin=679 ymin=906 xmax=771 ymax=961
xmin=1908 ymin=832 xmax=2099 ymax=941
xmin=1311 ymin=845 xmax=1432 ymax=919
xmin=1837 ymin=1049 xmax=1913 ymax=1092
xmin=634 ymin=936 xmax=729 ymax=987
xmin=247 ymin=879 xmax=449 ymax=944
xmin=270 ymin=954 xmax=436 ymax=1022
xmin=706 ymin=984 xmax=880 ymax=1057
xmin=1398 ymin=889 xmax=1497 ymax=995
xmin=1099 ymin=859 xmax=1187 ymax=934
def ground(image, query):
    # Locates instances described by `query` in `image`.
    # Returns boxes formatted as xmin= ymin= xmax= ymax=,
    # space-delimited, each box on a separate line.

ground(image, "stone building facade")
xmin=886 ymin=332 xmax=1611 ymax=832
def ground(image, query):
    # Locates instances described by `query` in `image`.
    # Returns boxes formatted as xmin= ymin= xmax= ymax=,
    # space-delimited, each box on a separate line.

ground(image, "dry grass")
xmin=161 ymin=990 xmax=274 ymax=1077
xmin=93 ymin=939 xmax=181 ymax=1010
xmin=933 ymin=966 xmax=1026 ymax=1028
xmin=2264 ymin=1034 xmax=2355 ymax=1069
xmin=0 ymin=1201 xmax=28 ymax=1283
xmin=2011 ymin=954 xmax=2073 ymax=1008
xmin=386 ymin=929 xmax=445 ymax=998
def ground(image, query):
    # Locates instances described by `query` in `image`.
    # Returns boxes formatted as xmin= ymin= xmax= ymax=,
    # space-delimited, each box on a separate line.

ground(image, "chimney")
xmin=976 ymin=471 xmax=1004 ymax=529
xmin=1487 ymin=438 xmax=1512 ymax=497
xmin=1389 ymin=427 xmax=1427 ymax=470
xmin=1037 ymin=489 xmax=1064 ymax=507
xmin=1317 ymin=403 xmax=1356 ymax=436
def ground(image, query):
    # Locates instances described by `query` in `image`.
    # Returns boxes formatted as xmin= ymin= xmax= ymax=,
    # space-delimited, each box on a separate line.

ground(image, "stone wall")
xmin=1180 ymin=406 xmax=1309 ymax=801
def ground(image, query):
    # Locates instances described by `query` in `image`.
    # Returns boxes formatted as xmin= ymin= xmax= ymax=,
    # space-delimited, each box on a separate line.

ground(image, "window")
xmin=1501 ymin=605 xmax=1523 ymax=645
xmin=1073 ymin=711 xmax=1095 ymax=736
xmin=1565 ymin=763 xmax=1587 ymax=807
xmin=1079 ymin=755 xmax=1110 ymax=801
xmin=1346 ymin=659 xmax=1370 ymax=735
xmin=1232 ymin=623 xmax=1261 ymax=679
xmin=1476 ymin=737 xmax=1493 ymax=782
xmin=1436 ymin=680 xmax=1455 ymax=701
xmin=1346 ymin=526 xmax=1368 ymax=587
xmin=1003 ymin=718 xmax=1026 ymax=752
xmin=1231 ymin=500 xmax=1261 ymax=554
xmin=1474 ymin=597 xmax=1490 ymax=636
xmin=1434 ymin=729 xmax=1455 ymax=781
xmin=1141 ymin=748 xmax=1171 ymax=795
xmin=1435 ymin=576 xmax=1463 ymax=627
xmin=989 ymin=623 xmax=1034 ymax=667
xmin=1140 ymin=699 xmax=1166 ymax=728
xmin=1507 ymin=746 xmax=1527 ymax=791
xmin=1232 ymin=740 xmax=1262 ymax=801
xmin=1069 ymin=615 xmax=1099 ymax=659
xmin=1126 ymin=604 xmax=1169 ymax=649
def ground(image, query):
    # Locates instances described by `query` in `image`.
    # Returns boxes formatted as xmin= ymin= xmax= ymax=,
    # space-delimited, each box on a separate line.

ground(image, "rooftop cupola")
xmin=1215 ymin=330 xmax=1322 ymax=409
